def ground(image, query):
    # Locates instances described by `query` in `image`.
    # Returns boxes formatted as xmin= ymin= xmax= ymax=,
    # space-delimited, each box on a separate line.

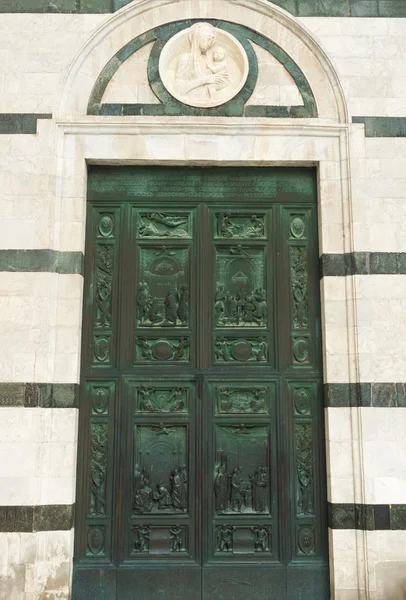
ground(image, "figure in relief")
xmin=207 ymin=46 xmax=229 ymax=97
xmin=155 ymin=482 xmax=172 ymax=510
xmin=170 ymin=526 xmax=184 ymax=552
xmin=251 ymin=466 xmax=268 ymax=513
xmin=217 ymin=525 xmax=234 ymax=552
xmin=214 ymin=466 xmax=228 ymax=511
xmin=230 ymin=466 xmax=244 ymax=512
xmin=171 ymin=468 xmax=182 ymax=509
xmin=134 ymin=526 xmax=150 ymax=552
xmin=179 ymin=464 xmax=188 ymax=509
xmin=177 ymin=284 xmax=189 ymax=325
xmin=175 ymin=23 xmax=229 ymax=104
xmin=133 ymin=468 xmax=153 ymax=514
xmin=252 ymin=525 xmax=271 ymax=552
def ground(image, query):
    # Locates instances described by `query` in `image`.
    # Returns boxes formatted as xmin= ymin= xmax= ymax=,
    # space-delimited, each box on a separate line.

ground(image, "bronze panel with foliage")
xmin=73 ymin=166 xmax=328 ymax=600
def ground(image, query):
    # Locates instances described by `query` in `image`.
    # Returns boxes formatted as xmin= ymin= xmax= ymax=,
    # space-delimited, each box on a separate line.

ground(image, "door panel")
xmin=73 ymin=166 xmax=329 ymax=600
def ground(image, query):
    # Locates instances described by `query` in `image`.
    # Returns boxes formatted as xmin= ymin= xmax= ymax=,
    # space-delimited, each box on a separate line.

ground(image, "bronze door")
xmin=73 ymin=166 xmax=329 ymax=600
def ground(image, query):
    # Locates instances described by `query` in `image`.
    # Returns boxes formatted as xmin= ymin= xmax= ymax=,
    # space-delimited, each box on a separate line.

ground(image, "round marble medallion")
xmin=159 ymin=23 xmax=249 ymax=108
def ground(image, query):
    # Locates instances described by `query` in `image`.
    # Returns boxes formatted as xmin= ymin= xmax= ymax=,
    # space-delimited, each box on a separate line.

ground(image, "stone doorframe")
xmin=54 ymin=0 xmax=370 ymax=597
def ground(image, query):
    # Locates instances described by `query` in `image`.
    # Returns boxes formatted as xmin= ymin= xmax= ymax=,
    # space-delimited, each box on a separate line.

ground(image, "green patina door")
xmin=73 ymin=166 xmax=329 ymax=600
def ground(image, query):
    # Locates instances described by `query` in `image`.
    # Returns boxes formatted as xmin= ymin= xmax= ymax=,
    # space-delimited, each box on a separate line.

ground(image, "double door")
xmin=73 ymin=166 xmax=329 ymax=600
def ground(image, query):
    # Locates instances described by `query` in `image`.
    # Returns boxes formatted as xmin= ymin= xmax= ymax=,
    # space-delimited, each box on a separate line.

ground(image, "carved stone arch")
xmin=57 ymin=0 xmax=348 ymax=123
xmin=87 ymin=20 xmax=318 ymax=118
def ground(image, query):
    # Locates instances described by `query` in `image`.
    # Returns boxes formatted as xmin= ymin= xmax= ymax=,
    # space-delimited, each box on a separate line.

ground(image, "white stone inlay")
xmin=159 ymin=23 xmax=249 ymax=108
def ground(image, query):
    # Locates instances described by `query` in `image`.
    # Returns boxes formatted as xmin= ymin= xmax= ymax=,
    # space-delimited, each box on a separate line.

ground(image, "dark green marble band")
xmin=0 ymin=383 xmax=79 ymax=408
xmin=0 ymin=250 xmax=84 ymax=275
xmin=1 ymin=0 xmax=405 ymax=16
xmin=353 ymin=117 xmax=406 ymax=137
xmin=1 ymin=503 xmax=405 ymax=532
xmin=321 ymin=252 xmax=406 ymax=277
xmin=329 ymin=503 xmax=406 ymax=531
xmin=325 ymin=383 xmax=406 ymax=407
xmin=0 ymin=505 xmax=74 ymax=532
xmin=0 ymin=114 xmax=52 ymax=135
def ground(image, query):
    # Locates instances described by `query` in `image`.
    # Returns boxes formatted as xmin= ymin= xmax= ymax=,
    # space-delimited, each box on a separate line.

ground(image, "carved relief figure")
xmin=171 ymin=468 xmax=182 ymax=509
xmin=251 ymin=467 xmax=268 ymax=513
xmin=177 ymin=284 xmax=189 ymax=324
xmin=133 ymin=468 xmax=153 ymax=514
xmin=216 ymin=525 xmax=234 ymax=552
xmin=138 ymin=212 xmax=188 ymax=238
xmin=164 ymin=289 xmax=179 ymax=324
xmin=230 ymin=467 xmax=244 ymax=512
xmin=175 ymin=23 xmax=229 ymax=104
xmin=179 ymin=465 xmax=188 ymax=509
xmin=134 ymin=526 xmax=150 ymax=553
xmin=155 ymin=482 xmax=172 ymax=510
xmin=252 ymin=526 xmax=271 ymax=552
xmin=214 ymin=466 xmax=228 ymax=511
xmin=138 ymin=386 xmax=156 ymax=412
xmin=170 ymin=526 xmax=184 ymax=552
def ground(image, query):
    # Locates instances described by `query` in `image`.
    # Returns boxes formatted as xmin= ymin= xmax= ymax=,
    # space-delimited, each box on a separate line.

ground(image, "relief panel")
xmin=135 ymin=336 xmax=191 ymax=363
xmin=214 ymin=245 xmax=267 ymax=328
xmin=136 ymin=246 xmax=190 ymax=328
xmin=214 ymin=336 xmax=269 ymax=363
xmin=134 ymin=384 xmax=189 ymax=413
xmin=214 ymin=384 xmax=273 ymax=415
xmin=215 ymin=525 xmax=272 ymax=555
xmin=133 ymin=425 xmax=188 ymax=514
xmin=215 ymin=213 xmax=266 ymax=239
xmin=213 ymin=424 xmax=270 ymax=515
xmin=137 ymin=211 xmax=192 ymax=239
xmin=131 ymin=525 xmax=188 ymax=556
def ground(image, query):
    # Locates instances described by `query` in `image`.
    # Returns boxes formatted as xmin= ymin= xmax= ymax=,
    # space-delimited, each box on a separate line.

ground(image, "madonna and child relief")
xmin=159 ymin=22 xmax=249 ymax=108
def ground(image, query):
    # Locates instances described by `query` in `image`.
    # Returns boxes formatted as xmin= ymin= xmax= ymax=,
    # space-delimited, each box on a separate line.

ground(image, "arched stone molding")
xmin=57 ymin=0 xmax=348 ymax=123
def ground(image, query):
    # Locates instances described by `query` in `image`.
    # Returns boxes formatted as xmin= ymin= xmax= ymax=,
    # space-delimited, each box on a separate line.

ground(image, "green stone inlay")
xmin=0 ymin=250 xmax=83 ymax=274
xmin=0 ymin=382 xmax=78 ymax=408
xmin=89 ymin=20 xmax=317 ymax=119
xmin=298 ymin=0 xmax=349 ymax=16
xmin=0 ymin=114 xmax=52 ymax=134
xmin=0 ymin=0 xmax=110 ymax=12
xmin=1 ymin=0 xmax=406 ymax=15
xmin=391 ymin=505 xmax=406 ymax=530
xmin=321 ymin=252 xmax=406 ymax=276
xmin=0 ymin=505 xmax=74 ymax=532
xmin=353 ymin=117 xmax=406 ymax=137
xmin=378 ymin=1 xmax=406 ymax=16
xmin=325 ymin=383 xmax=406 ymax=407
xmin=329 ymin=503 xmax=406 ymax=531
xmin=350 ymin=0 xmax=379 ymax=16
